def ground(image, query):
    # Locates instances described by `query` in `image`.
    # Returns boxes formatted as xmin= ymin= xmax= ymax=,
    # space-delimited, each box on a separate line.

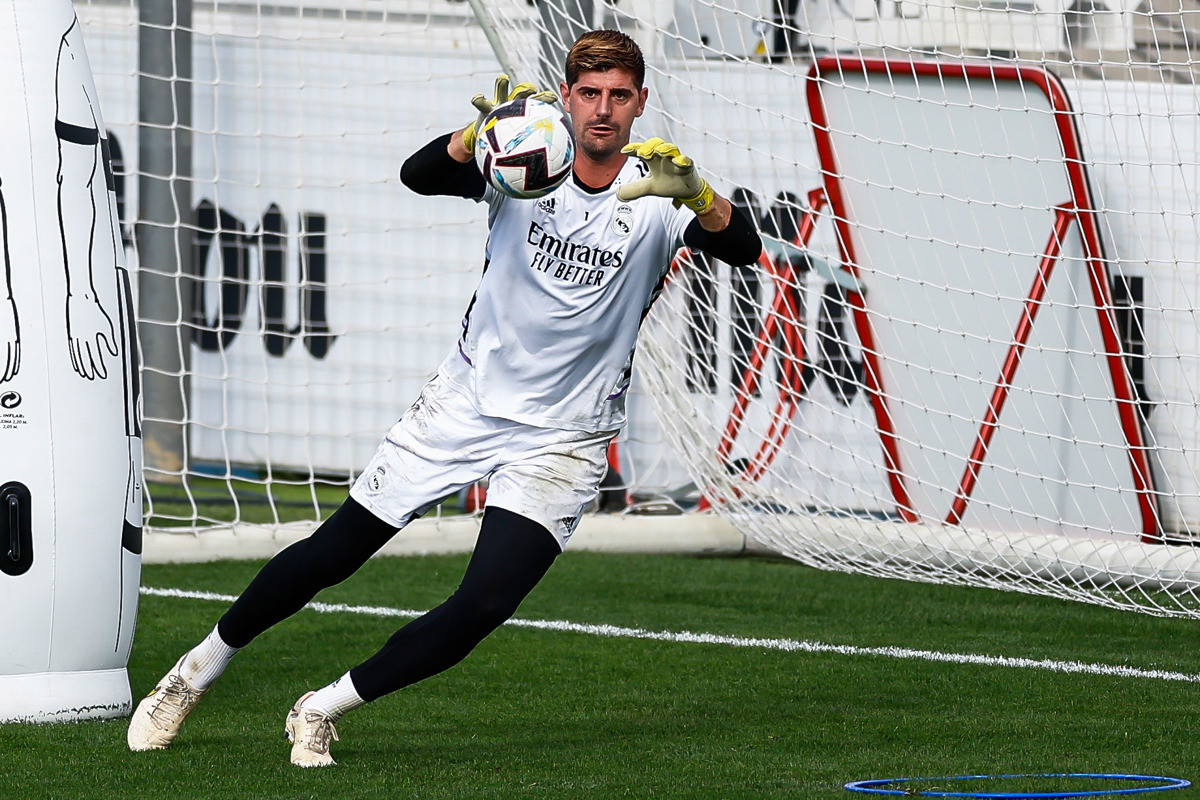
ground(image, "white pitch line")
xmin=141 ymin=586 xmax=1200 ymax=684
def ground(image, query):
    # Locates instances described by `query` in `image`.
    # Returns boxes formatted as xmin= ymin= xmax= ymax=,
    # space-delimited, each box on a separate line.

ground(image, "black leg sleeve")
xmin=348 ymin=507 xmax=560 ymax=702
xmin=217 ymin=497 xmax=399 ymax=648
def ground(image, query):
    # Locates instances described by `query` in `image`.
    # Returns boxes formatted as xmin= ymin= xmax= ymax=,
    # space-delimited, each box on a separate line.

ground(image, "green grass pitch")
xmin=8 ymin=552 xmax=1200 ymax=799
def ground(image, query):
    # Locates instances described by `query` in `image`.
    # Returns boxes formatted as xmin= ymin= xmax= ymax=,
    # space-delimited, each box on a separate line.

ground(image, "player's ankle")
xmin=300 ymin=672 xmax=365 ymax=721
xmin=179 ymin=625 xmax=241 ymax=690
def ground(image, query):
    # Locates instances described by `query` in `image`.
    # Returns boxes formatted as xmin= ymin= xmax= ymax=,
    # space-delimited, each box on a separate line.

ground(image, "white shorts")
xmin=350 ymin=371 xmax=616 ymax=549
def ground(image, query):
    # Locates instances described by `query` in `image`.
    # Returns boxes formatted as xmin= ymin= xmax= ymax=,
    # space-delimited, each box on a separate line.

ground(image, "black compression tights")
xmin=349 ymin=506 xmax=559 ymax=701
xmin=216 ymin=499 xmax=560 ymax=703
xmin=217 ymin=497 xmax=398 ymax=648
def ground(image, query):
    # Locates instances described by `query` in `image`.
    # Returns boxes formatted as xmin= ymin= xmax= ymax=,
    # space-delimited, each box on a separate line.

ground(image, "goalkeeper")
xmin=128 ymin=29 xmax=760 ymax=768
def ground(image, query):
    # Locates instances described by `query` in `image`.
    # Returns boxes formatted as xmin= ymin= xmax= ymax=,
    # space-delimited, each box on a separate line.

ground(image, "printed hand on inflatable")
xmin=0 ymin=293 xmax=17 ymax=384
xmin=56 ymin=21 xmax=121 ymax=383
xmin=0 ymin=176 xmax=18 ymax=384
xmin=66 ymin=293 xmax=117 ymax=380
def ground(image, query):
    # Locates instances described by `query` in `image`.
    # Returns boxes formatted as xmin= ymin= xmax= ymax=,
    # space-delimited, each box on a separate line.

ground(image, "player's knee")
xmin=312 ymin=555 xmax=363 ymax=587
xmin=447 ymin=586 xmax=522 ymax=634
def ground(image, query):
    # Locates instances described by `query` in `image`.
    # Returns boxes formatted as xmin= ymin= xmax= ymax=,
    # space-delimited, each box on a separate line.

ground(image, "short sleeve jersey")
xmin=440 ymin=157 xmax=694 ymax=432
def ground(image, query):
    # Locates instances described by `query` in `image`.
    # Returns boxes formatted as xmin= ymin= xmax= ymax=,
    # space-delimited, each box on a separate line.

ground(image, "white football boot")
xmin=127 ymin=656 xmax=206 ymax=751
xmin=285 ymin=691 xmax=340 ymax=767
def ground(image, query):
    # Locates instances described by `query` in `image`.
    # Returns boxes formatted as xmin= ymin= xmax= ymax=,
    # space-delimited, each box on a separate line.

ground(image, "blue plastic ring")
xmin=844 ymin=773 xmax=1191 ymax=798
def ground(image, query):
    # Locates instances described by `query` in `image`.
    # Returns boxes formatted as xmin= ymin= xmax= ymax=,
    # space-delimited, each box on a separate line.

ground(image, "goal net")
xmin=74 ymin=0 xmax=1200 ymax=615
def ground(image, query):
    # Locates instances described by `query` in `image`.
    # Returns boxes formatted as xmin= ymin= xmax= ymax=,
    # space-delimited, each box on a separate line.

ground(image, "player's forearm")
xmin=683 ymin=202 xmax=762 ymax=266
xmin=447 ymin=128 xmax=473 ymax=164
xmin=400 ymin=133 xmax=485 ymax=199
xmin=695 ymin=194 xmax=733 ymax=232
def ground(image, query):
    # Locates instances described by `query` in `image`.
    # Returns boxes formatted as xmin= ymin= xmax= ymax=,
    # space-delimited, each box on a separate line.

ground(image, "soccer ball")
xmin=474 ymin=98 xmax=575 ymax=199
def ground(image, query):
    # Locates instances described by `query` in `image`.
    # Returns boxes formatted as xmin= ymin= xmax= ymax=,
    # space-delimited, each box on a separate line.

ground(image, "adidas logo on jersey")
xmin=537 ymin=196 xmax=556 ymax=215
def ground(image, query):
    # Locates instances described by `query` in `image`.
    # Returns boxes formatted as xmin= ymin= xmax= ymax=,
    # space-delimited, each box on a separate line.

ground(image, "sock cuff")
xmin=179 ymin=625 xmax=241 ymax=690
xmin=301 ymin=672 xmax=366 ymax=721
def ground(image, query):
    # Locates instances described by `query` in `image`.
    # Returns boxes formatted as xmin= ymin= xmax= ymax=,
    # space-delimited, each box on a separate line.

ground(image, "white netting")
xmin=473 ymin=0 xmax=1200 ymax=614
xmin=74 ymin=0 xmax=1200 ymax=613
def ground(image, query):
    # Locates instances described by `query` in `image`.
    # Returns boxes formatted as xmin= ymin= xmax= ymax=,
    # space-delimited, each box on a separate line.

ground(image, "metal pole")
xmin=137 ymin=0 xmax=193 ymax=482
xmin=464 ymin=0 xmax=520 ymax=81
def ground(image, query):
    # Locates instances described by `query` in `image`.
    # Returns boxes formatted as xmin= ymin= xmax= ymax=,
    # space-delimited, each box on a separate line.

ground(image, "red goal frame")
xmin=799 ymin=57 xmax=1160 ymax=538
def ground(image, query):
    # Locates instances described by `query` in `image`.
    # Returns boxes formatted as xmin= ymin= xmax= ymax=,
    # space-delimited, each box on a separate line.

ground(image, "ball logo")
xmin=611 ymin=204 xmax=633 ymax=238
xmin=0 ymin=391 xmax=21 ymax=409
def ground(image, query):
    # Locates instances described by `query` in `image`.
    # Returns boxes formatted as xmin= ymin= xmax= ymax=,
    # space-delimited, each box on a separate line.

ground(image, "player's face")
xmin=560 ymin=69 xmax=648 ymax=162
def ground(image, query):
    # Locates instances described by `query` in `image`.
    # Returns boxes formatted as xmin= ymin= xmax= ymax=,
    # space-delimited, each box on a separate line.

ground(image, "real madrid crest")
xmin=611 ymin=204 xmax=633 ymax=238
xmin=367 ymin=466 xmax=386 ymax=492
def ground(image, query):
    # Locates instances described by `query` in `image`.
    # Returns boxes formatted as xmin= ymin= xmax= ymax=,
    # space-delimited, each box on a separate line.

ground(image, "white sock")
xmin=179 ymin=625 xmax=241 ymax=691
xmin=301 ymin=672 xmax=366 ymax=721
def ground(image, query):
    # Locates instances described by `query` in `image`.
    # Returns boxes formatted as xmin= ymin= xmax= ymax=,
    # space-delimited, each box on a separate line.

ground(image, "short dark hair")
xmin=564 ymin=29 xmax=645 ymax=89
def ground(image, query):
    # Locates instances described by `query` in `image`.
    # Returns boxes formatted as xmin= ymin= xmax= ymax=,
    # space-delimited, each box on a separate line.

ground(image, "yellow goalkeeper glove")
xmin=460 ymin=74 xmax=559 ymax=152
xmin=616 ymin=137 xmax=716 ymax=214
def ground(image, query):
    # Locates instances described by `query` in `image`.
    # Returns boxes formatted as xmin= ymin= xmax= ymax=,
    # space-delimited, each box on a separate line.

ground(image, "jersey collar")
xmin=572 ymin=170 xmax=615 ymax=195
xmin=572 ymin=158 xmax=640 ymax=195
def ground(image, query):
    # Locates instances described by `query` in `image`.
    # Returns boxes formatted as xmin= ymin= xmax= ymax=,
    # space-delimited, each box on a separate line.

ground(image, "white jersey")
xmin=440 ymin=158 xmax=693 ymax=432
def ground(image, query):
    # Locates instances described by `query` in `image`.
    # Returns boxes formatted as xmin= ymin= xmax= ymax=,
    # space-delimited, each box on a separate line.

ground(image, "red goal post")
xmin=808 ymin=58 xmax=1159 ymax=540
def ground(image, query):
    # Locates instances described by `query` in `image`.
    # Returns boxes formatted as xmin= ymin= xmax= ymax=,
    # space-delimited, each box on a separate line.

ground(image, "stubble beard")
xmin=577 ymin=124 xmax=629 ymax=163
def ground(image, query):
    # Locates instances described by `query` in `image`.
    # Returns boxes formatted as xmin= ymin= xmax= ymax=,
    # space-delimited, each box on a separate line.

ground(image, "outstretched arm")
xmin=619 ymin=137 xmax=762 ymax=265
xmin=400 ymin=133 xmax=486 ymax=199
xmin=683 ymin=205 xmax=762 ymax=267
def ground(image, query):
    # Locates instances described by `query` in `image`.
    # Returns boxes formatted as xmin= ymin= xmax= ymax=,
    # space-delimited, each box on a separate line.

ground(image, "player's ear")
xmin=559 ymin=81 xmax=571 ymax=112
xmin=635 ymin=86 xmax=648 ymax=117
